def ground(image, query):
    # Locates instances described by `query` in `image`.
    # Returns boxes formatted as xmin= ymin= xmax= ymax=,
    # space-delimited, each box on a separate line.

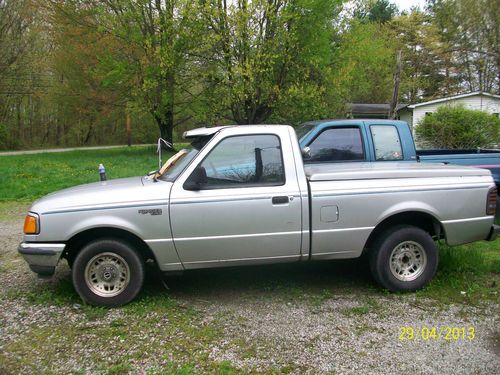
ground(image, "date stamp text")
xmin=399 ymin=326 xmax=475 ymax=341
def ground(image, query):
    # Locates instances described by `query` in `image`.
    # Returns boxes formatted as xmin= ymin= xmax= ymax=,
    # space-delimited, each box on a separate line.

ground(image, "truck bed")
xmin=304 ymin=160 xmax=493 ymax=262
xmin=304 ymin=162 xmax=491 ymax=181
xmin=417 ymin=150 xmax=500 ymax=187
xmin=417 ymin=149 xmax=500 ymax=155
xmin=418 ymin=149 xmax=500 ymax=165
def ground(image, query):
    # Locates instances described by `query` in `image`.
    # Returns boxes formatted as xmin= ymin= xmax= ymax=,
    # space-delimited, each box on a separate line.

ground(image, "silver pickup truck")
xmin=19 ymin=125 xmax=499 ymax=306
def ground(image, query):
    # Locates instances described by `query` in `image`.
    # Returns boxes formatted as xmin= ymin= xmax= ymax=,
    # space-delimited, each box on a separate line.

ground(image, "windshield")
xmin=159 ymin=136 xmax=211 ymax=182
xmin=295 ymin=123 xmax=315 ymax=141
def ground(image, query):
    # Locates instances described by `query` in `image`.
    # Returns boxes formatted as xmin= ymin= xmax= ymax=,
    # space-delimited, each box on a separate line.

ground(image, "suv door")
xmin=169 ymin=130 xmax=303 ymax=269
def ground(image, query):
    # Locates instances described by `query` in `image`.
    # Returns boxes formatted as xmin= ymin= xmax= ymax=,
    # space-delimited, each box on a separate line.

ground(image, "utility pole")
xmin=389 ymin=50 xmax=402 ymax=120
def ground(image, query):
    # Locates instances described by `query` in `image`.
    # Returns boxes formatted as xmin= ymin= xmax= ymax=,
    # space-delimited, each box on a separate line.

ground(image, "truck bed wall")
xmin=307 ymin=175 xmax=494 ymax=260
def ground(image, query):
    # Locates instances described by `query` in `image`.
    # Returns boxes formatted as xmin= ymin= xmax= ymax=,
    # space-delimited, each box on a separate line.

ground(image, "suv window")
xmin=199 ymin=134 xmax=285 ymax=187
xmin=370 ymin=125 xmax=403 ymax=161
xmin=307 ymin=127 xmax=364 ymax=162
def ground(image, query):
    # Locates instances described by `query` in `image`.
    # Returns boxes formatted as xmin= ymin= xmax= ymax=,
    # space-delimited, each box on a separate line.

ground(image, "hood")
xmin=31 ymin=176 xmax=172 ymax=214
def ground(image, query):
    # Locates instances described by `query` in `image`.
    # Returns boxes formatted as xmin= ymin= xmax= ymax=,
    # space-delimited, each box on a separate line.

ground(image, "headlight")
xmin=23 ymin=213 xmax=40 ymax=235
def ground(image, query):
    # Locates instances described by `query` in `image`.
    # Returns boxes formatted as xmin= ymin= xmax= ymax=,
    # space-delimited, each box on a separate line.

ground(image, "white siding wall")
xmin=412 ymin=95 xmax=500 ymax=128
xmin=398 ymin=109 xmax=413 ymax=130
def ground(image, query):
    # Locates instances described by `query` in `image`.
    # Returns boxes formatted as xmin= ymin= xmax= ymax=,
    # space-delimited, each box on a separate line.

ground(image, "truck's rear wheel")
xmin=369 ymin=225 xmax=438 ymax=291
xmin=72 ymin=239 xmax=145 ymax=307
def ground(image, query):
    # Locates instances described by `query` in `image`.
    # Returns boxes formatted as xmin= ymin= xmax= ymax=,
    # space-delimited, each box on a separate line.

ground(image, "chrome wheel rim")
xmin=84 ymin=252 xmax=130 ymax=297
xmin=389 ymin=241 xmax=427 ymax=282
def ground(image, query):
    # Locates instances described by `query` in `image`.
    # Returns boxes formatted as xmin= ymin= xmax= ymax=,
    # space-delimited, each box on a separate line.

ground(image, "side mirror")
xmin=183 ymin=166 xmax=208 ymax=191
xmin=302 ymin=146 xmax=311 ymax=159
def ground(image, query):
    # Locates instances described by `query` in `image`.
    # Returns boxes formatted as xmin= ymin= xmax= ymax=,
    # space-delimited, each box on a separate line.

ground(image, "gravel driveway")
xmin=1 ymin=205 xmax=499 ymax=374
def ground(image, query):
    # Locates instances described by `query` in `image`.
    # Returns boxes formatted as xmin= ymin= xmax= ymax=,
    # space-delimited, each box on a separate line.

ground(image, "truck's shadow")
xmin=19 ymin=257 xmax=379 ymax=308
xmin=142 ymin=257 xmax=377 ymax=300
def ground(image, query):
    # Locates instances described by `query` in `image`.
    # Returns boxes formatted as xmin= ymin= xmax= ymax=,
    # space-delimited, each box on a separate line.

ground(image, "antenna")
xmin=157 ymin=138 xmax=173 ymax=169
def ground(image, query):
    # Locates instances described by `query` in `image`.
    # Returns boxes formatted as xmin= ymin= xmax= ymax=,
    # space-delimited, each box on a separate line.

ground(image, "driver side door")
xmin=169 ymin=133 xmax=303 ymax=269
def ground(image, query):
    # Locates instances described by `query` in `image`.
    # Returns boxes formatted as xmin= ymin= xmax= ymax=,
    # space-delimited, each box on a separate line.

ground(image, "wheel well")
xmin=363 ymin=211 xmax=443 ymax=253
xmin=64 ymin=227 xmax=156 ymax=266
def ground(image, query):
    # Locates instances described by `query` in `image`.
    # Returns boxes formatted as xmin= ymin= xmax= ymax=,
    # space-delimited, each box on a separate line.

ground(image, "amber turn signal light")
xmin=23 ymin=213 xmax=39 ymax=234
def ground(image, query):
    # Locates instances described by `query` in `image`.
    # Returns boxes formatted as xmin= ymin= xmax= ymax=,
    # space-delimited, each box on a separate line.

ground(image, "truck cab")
xmin=298 ymin=119 xmax=417 ymax=163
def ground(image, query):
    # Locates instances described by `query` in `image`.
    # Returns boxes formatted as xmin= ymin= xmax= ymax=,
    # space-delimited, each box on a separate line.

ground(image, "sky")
xmin=392 ymin=0 xmax=427 ymax=11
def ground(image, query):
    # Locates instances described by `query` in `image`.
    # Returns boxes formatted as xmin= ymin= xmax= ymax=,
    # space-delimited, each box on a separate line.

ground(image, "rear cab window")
xmin=370 ymin=125 xmax=403 ymax=161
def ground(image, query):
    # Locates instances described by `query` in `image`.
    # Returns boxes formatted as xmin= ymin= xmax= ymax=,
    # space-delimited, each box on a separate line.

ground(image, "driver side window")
xmin=199 ymin=134 xmax=285 ymax=188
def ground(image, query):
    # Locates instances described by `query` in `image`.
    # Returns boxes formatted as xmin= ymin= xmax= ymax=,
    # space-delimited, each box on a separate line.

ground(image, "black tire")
xmin=369 ymin=225 xmax=438 ymax=292
xmin=72 ymin=239 xmax=145 ymax=307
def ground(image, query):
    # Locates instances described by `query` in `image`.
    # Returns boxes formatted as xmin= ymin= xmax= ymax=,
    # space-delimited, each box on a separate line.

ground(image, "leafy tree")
xmin=416 ymin=106 xmax=500 ymax=149
xmin=46 ymin=2 xmax=125 ymax=146
xmin=354 ymin=0 xmax=398 ymax=23
xmin=368 ymin=0 xmax=397 ymax=22
xmin=197 ymin=0 xmax=342 ymax=125
xmin=331 ymin=20 xmax=396 ymax=105
xmin=0 ymin=0 xmax=50 ymax=149
xmin=389 ymin=10 xmax=448 ymax=102
xmin=0 ymin=0 xmax=33 ymax=76
xmin=429 ymin=0 xmax=499 ymax=94
xmin=48 ymin=0 xmax=204 ymax=146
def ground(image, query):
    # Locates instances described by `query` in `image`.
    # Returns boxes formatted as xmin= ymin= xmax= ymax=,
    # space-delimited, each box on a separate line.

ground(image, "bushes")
xmin=416 ymin=106 xmax=500 ymax=149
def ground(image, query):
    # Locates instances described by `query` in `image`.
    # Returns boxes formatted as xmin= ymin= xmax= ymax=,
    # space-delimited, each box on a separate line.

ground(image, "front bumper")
xmin=18 ymin=242 xmax=65 ymax=277
xmin=486 ymin=225 xmax=500 ymax=241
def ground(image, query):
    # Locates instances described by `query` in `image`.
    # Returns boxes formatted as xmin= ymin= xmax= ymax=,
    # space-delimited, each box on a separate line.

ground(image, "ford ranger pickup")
xmin=19 ymin=125 xmax=499 ymax=306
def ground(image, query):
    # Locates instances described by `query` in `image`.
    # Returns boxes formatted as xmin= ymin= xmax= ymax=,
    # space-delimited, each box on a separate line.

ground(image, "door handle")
xmin=272 ymin=196 xmax=289 ymax=204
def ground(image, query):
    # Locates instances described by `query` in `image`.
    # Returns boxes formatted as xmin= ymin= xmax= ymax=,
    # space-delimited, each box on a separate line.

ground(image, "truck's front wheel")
xmin=72 ymin=239 xmax=145 ymax=307
xmin=370 ymin=226 xmax=438 ymax=292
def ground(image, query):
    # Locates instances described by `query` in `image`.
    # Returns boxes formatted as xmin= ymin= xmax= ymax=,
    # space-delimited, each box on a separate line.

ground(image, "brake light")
xmin=23 ymin=213 xmax=39 ymax=234
xmin=486 ymin=187 xmax=497 ymax=216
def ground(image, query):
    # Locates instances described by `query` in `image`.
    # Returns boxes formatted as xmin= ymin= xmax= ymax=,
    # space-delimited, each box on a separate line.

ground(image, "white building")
xmin=400 ymin=91 xmax=500 ymax=131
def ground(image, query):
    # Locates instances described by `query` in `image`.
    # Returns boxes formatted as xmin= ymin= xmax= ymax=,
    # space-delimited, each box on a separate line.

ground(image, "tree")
xmin=354 ymin=0 xmax=398 ymax=23
xmin=0 ymin=0 xmax=33 ymax=76
xmin=368 ymin=0 xmax=397 ymax=22
xmin=197 ymin=0 xmax=342 ymax=125
xmin=388 ymin=10 xmax=449 ymax=102
xmin=47 ymin=3 xmax=129 ymax=146
xmin=331 ymin=20 xmax=396 ymax=105
xmin=0 ymin=0 xmax=50 ymax=149
xmin=429 ymin=0 xmax=499 ymax=94
xmin=48 ymin=0 xmax=203 ymax=146
xmin=416 ymin=106 xmax=500 ymax=149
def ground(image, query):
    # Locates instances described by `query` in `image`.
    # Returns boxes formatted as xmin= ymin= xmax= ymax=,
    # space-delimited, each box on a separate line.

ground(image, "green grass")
xmin=0 ymin=146 xmax=173 ymax=201
xmin=418 ymin=241 xmax=500 ymax=304
xmin=341 ymin=297 xmax=381 ymax=317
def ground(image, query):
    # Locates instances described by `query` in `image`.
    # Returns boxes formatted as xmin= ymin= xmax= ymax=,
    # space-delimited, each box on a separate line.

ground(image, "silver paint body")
xmin=20 ymin=125 xmax=495 ymax=273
